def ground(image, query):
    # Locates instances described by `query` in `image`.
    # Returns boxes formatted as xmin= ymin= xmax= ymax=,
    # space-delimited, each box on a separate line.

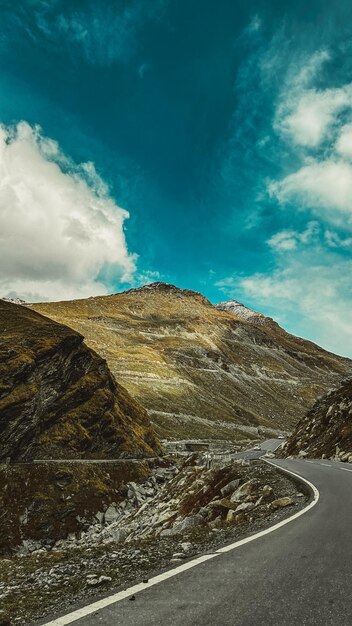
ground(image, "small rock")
xmin=172 ymin=553 xmax=185 ymax=559
xmin=181 ymin=542 xmax=193 ymax=552
xmin=270 ymin=497 xmax=294 ymax=510
xmin=87 ymin=575 xmax=112 ymax=587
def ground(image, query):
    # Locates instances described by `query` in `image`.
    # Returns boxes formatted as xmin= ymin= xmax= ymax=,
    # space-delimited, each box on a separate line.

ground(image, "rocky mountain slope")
xmin=282 ymin=378 xmax=352 ymax=459
xmin=0 ymin=299 xmax=160 ymax=461
xmin=31 ymin=283 xmax=352 ymax=442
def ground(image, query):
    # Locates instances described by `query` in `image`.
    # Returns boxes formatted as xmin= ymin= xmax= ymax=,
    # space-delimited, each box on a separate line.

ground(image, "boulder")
xmin=104 ymin=505 xmax=120 ymax=524
xmin=220 ymin=479 xmax=240 ymax=497
xmin=269 ymin=497 xmax=294 ymax=510
xmin=160 ymin=528 xmax=181 ymax=538
xmin=230 ymin=479 xmax=260 ymax=503
xmin=234 ymin=502 xmax=255 ymax=513
xmin=175 ymin=514 xmax=204 ymax=532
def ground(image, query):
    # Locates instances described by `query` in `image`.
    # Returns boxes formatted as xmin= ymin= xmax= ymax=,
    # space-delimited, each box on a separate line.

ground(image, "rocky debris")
xmin=0 ymin=459 xmax=153 ymax=553
xmin=0 ymin=457 xmax=307 ymax=626
xmin=282 ymin=378 xmax=352 ymax=459
xmin=0 ymin=610 xmax=11 ymax=626
xmin=0 ymin=299 xmax=160 ymax=462
xmin=32 ymin=456 xmax=302 ymax=555
xmin=32 ymin=283 xmax=352 ymax=444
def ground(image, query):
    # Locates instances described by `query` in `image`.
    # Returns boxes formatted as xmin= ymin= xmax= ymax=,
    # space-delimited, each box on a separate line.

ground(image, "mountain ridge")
xmin=31 ymin=283 xmax=352 ymax=443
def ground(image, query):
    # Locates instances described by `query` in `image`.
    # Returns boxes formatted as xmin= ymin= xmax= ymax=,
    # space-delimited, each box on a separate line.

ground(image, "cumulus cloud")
xmin=273 ymin=48 xmax=352 ymax=148
xmin=276 ymin=85 xmax=352 ymax=147
xmin=267 ymin=221 xmax=320 ymax=252
xmin=269 ymin=160 xmax=352 ymax=226
xmin=0 ymin=121 xmax=136 ymax=302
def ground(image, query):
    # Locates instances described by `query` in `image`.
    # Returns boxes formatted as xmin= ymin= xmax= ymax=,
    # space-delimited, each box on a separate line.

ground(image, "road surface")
xmin=231 ymin=437 xmax=283 ymax=461
xmin=41 ymin=454 xmax=352 ymax=626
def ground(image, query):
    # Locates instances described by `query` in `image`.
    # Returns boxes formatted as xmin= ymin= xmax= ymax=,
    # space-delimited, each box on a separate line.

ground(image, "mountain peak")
xmin=215 ymin=299 xmax=273 ymax=326
xmin=120 ymin=282 xmax=211 ymax=304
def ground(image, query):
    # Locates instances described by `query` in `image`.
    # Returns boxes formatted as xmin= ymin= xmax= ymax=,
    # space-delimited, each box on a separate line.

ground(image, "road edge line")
xmin=40 ymin=459 xmax=320 ymax=626
xmin=216 ymin=458 xmax=319 ymax=554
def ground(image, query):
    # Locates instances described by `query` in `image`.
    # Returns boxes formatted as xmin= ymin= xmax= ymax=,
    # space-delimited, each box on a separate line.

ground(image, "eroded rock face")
xmin=282 ymin=378 xmax=352 ymax=459
xmin=0 ymin=300 xmax=160 ymax=461
xmin=32 ymin=282 xmax=352 ymax=442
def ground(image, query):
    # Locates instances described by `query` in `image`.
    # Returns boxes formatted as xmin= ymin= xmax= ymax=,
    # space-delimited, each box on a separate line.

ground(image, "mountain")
xmin=282 ymin=378 xmax=352 ymax=459
xmin=0 ymin=299 xmax=160 ymax=461
xmin=31 ymin=282 xmax=352 ymax=443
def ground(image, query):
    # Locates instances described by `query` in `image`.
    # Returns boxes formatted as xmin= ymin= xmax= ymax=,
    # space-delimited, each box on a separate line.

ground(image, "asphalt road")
xmin=42 ymin=454 xmax=352 ymax=626
xmin=230 ymin=437 xmax=283 ymax=461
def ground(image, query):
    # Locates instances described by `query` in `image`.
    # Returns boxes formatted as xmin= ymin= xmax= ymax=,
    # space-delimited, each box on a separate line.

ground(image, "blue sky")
xmin=0 ymin=0 xmax=352 ymax=356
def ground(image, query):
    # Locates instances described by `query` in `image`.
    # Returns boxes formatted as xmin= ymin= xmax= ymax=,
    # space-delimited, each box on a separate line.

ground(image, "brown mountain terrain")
xmin=0 ymin=299 xmax=160 ymax=461
xmin=31 ymin=282 xmax=352 ymax=443
xmin=282 ymin=378 xmax=352 ymax=459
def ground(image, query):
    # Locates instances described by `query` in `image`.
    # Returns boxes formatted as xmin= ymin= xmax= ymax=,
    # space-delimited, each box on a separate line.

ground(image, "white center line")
xmin=319 ymin=463 xmax=332 ymax=467
xmin=339 ymin=467 xmax=352 ymax=472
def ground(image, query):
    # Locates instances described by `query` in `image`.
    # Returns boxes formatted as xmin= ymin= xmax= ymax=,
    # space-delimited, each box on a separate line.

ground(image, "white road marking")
xmin=41 ymin=554 xmax=218 ymax=626
xmin=339 ymin=467 xmax=352 ymax=472
xmin=319 ymin=463 xmax=332 ymax=467
xmin=305 ymin=460 xmax=315 ymax=464
xmin=41 ymin=460 xmax=320 ymax=626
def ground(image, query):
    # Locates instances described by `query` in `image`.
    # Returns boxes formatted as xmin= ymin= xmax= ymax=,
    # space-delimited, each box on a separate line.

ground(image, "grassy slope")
xmin=32 ymin=284 xmax=352 ymax=441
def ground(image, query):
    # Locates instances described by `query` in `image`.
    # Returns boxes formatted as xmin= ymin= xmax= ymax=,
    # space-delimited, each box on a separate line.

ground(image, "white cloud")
xmin=273 ymin=47 xmax=352 ymax=148
xmin=325 ymin=230 xmax=352 ymax=248
xmin=336 ymin=123 xmax=352 ymax=158
xmin=0 ymin=121 xmax=136 ymax=302
xmin=267 ymin=221 xmax=320 ymax=252
xmin=276 ymin=85 xmax=352 ymax=147
xmin=269 ymin=160 xmax=352 ymax=226
xmin=218 ymin=48 xmax=352 ymax=357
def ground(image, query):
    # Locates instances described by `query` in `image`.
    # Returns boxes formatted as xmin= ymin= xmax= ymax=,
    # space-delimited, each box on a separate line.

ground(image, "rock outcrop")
xmin=32 ymin=282 xmax=352 ymax=442
xmin=282 ymin=378 xmax=352 ymax=459
xmin=0 ymin=299 xmax=160 ymax=461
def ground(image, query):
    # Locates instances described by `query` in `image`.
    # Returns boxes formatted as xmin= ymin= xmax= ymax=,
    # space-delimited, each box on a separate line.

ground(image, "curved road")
xmin=42 ymin=456 xmax=352 ymax=626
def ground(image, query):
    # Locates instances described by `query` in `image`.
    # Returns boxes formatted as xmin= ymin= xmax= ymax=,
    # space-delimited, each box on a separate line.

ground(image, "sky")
xmin=0 ymin=0 xmax=352 ymax=357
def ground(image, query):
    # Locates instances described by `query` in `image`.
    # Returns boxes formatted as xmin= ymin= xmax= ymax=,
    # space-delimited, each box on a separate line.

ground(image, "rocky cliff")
xmin=282 ymin=378 xmax=352 ymax=459
xmin=31 ymin=283 xmax=352 ymax=442
xmin=0 ymin=299 xmax=160 ymax=460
